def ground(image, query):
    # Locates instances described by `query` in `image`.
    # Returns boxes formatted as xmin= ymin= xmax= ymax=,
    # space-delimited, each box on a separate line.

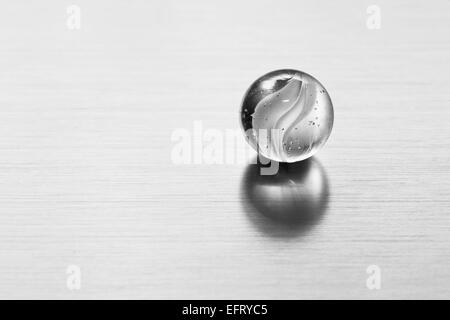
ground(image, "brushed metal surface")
xmin=0 ymin=0 xmax=449 ymax=299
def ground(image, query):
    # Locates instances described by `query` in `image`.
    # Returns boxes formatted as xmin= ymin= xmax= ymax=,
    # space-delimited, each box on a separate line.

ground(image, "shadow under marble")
xmin=240 ymin=157 xmax=330 ymax=238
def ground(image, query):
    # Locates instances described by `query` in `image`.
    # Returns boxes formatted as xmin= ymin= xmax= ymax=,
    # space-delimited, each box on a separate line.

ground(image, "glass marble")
xmin=240 ymin=69 xmax=334 ymax=163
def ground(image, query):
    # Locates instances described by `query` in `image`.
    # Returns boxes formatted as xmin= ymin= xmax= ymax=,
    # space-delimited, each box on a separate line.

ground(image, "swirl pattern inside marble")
xmin=240 ymin=69 xmax=334 ymax=163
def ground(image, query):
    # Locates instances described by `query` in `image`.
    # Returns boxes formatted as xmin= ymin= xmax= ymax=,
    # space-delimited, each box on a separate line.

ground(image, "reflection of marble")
xmin=240 ymin=158 xmax=329 ymax=238
xmin=240 ymin=69 xmax=334 ymax=163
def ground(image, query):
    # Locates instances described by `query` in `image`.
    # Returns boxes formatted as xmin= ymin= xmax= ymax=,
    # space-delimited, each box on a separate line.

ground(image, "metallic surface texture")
xmin=0 ymin=0 xmax=449 ymax=299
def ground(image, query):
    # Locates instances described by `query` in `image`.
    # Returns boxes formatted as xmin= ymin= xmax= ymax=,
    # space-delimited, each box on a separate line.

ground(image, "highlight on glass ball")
xmin=240 ymin=69 xmax=334 ymax=163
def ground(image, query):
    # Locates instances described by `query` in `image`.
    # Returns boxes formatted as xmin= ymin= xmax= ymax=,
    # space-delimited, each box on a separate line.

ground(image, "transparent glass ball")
xmin=240 ymin=69 xmax=334 ymax=163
